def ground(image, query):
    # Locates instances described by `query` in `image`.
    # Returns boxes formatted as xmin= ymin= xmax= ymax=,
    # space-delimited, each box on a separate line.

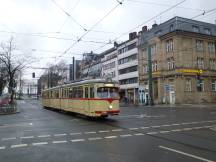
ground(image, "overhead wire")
xmin=51 ymin=0 xmax=87 ymax=31
xmin=60 ymin=0 xmax=124 ymax=57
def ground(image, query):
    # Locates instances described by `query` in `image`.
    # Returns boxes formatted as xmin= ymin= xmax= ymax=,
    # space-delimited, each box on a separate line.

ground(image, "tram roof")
xmin=42 ymin=78 xmax=118 ymax=91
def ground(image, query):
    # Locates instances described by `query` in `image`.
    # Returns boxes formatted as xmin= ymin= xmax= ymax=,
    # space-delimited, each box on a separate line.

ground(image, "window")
xmin=208 ymin=42 xmax=215 ymax=53
xmin=90 ymin=87 xmax=94 ymax=98
xmin=170 ymin=24 xmax=174 ymax=31
xmin=119 ymin=77 xmax=138 ymax=85
xmin=144 ymin=65 xmax=148 ymax=73
xmin=185 ymin=79 xmax=192 ymax=91
xmin=196 ymin=40 xmax=203 ymax=51
xmin=119 ymin=66 xmax=137 ymax=75
xmin=118 ymin=54 xmax=137 ymax=65
xmin=151 ymin=44 xmax=156 ymax=56
xmin=192 ymin=25 xmax=199 ymax=32
xmin=85 ymin=87 xmax=89 ymax=98
xmin=167 ymin=58 xmax=175 ymax=70
xmin=197 ymin=57 xmax=204 ymax=69
xmin=103 ymin=61 xmax=115 ymax=70
xmin=204 ymin=28 xmax=211 ymax=35
xmin=209 ymin=59 xmax=216 ymax=70
xmin=152 ymin=61 xmax=158 ymax=72
xmin=97 ymin=87 xmax=119 ymax=98
xmin=197 ymin=79 xmax=204 ymax=92
xmin=69 ymin=88 xmax=73 ymax=98
xmin=73 ymin=87 xmax=83 ymax=98
xmin=212 ymin=80 xmax=216 ymax=91
xmin=166 ymin=39 xmax=173 ymax=52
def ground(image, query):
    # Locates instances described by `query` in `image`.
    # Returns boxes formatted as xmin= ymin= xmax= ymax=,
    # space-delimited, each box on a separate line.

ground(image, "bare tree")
xmin=0 ymin=37 xmax=33 ymax=103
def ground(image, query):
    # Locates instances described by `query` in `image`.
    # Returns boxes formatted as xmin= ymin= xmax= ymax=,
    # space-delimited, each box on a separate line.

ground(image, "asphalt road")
xmin=0 ymin=100 xmax=216 ymax=162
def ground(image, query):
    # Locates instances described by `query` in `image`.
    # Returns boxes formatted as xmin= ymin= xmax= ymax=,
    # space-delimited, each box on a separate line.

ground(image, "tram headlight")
xmin=109 ymin=105 xmax=113 ymax=109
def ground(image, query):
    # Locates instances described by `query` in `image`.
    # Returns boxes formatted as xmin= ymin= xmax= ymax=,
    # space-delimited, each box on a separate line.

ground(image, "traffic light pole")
xmin=148 ymin=46 xmax=154 ymax=105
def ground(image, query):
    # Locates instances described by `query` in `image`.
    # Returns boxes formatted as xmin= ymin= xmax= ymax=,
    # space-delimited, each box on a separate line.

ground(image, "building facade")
xmin=117 ymin=33 xmax=139 ymax=104
xmin=138 ymin=17 xmax=216 ymax=104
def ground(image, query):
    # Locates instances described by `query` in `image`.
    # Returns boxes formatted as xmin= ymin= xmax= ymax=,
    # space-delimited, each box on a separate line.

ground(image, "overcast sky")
xmin=0 ymin=0 xmax=215 ymax=79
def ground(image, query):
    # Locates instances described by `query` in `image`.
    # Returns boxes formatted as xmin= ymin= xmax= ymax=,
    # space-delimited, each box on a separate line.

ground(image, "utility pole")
xmin=147 ymin=46 xmax=154 ymax=105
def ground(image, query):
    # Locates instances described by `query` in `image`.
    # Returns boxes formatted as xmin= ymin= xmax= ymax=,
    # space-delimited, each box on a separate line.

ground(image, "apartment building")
xmin=101 ymin=47 xmax=118 ymax=81
xmin=117 ymin=33 xmax=139 ymax=104
xmin=138 ymin=16 xmax=216 ymax=104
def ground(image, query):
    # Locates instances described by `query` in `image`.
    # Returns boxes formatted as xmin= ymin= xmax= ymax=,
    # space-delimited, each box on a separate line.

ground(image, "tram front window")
xmin=97 ymin=87 xmax=119 ymax=98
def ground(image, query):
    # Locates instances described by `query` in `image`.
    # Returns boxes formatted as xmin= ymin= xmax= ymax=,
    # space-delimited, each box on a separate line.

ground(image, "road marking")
xmin=159 ymin=146 xmax=214 ymax=162
xmin=190 ymin=122 xmax=198 ymax=124
xmin=38 ymin=135 xmax=51 ymax=138
xmin=203 ymin=125 xmax=212 ymax=128
xmin=120 ymin=134 xmax=132 ymax=137
xmin=32 ymin=142 xmax=48 ymax=146
xmin=71 ymin=139 xmax=85 ymax=142
xmin=70 ymin=132 xmax=82 ymax=135
xmin=159 ymin=131 xmax=170 ymax=134
xmin=11 ymin=144 xmax=28 ymax=148
xmin=151 ymin=126 xmax=161 ymax=128
xmin=54 ymin=133 xmax=67 ymax=137
xmin=171 ymin=129 xmax=181 ymax=132
xmin=104 ymin=136 xmax=117 ymax=139
xmin=20 ymin=136 xmax=34 ymax=139
xmin=88 ymin=137 xmax=102 ymax=141
xmin=112 ymin=129 xmax=123 ymax=132
xmin=129 ymin=128 xmax=139 ymax=130
xmin=84 ymin=131 xmax=96 ymax=134
xmin=181 ymin=122 xmax=191 ymax=125
xmin=52 ymin=140 xmax=67 ymax=144
xmin=2 ymin=137 xmax=16 ymax=141
xmin=182 ymin=128 xmax=193 ymax=131
xmin=162 ymin=124 xmax=171 ymax=127
xmin=99 ymin=130 xmax=110 ymax=133
xmin=140 ymin=127 xmax=149 ymax=129
xmin=172 ymin=123 xmax=180 ymax=126
xmin=134 ymin=133 xmax=144 ymax=136
xmin=0 ymin=146 xmax=6 ymax=150
xmin=146 ymin=132 xmax=158 ymax=135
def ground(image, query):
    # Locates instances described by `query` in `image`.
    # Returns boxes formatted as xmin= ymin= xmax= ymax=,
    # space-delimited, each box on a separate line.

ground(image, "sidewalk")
xmin=120 ymin=103 xmax=216 ymax=108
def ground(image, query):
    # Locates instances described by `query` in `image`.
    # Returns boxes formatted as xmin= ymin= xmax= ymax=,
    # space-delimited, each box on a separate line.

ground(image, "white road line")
xmin=172 ymin=123 xmax=180 ymax=126
xmin=71 ymin=139 xmax=85 ymax=142
xmin=182 ymin=128 xmax=193 ymax=131
xmin=162 ymin=124 xmax=171 ymax=127
xmin=146 ymin=132 xmax=158 ymax=135
xmin=84 ymin=131 xmax=96 ymax=134
xmin=190 ymin=122 xmax=198 ymax=124
xmin=0 ymin=146 xmax=6 ymax=150
xmin=70 ymin=132 xmax=82 ymax=135
xmin=159 ymin=146 xmax=214 ymax=162
xmin=32 ymin=142 xmax=48 ymax=146
xmin=88 ymin=137 xmax=102 ymax=141
xmin=54 ymin=134 xmax=67 ymax=137
xmin=203 ymin=125 xmax=213 ymax=128
xmin=38 ymin=135 xmax=51 ymax=138
xmin=11 ymin=144 xmax=28 ymax=148
xmin=171 ymin=129 xmax=181 ymax=132
xmin=52 ymin=140 xmax=67 ymax=144
xmin=151 ymin=126 xmax=161 ymax=128
xmin=20 ymin=136 xmax=34 ymax=139
xmin=140 ymin=127 xmax=149 ymax=129
xmin=129 ymin=128 xmax=139 ymax=130
xmin=181 ymin=122 xmax=191 ymax=125
xmin=134 ymin=133 xmax=144 ymax=136
xmin=112 ymin=129 xmax=123 ymax=132
xmin=120 ymin=134 xmax=132 ymax=137
xmin=99 ymin=130 xmax=110 ymax=133
xmin=159 ymin=130 xmax=170 ymax=134
xmin=104 ymin=136 xmax=117 ymax=139
xmin=2 ymin=137 xmax=16 ymax=141
xmin=195 ymin=126 xmax=204 ymax=129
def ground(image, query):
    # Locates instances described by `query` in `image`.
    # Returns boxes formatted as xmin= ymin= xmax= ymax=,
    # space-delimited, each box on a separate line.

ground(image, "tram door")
xmin=84 ymin=86 xmax=90 ymax=115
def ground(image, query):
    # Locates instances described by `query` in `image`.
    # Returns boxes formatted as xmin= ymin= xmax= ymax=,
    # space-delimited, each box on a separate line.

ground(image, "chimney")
xmin=129 ymin=32 xmax=137 ymax=40
xmin=142 ymin=26 xmax=147 ymax=32
xmin=152 ymin=23 xmax=158 ymax=28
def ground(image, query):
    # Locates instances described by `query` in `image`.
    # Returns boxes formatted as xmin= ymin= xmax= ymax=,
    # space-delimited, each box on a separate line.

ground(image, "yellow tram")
xmin=42 ymin=79 xmax=120 ymax=117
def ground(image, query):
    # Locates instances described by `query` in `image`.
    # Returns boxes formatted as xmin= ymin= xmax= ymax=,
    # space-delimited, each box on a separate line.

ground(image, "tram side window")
xmin=72 ymin=86 xmax=83 ymax=98
xmin=85 ymin=87 xmax=89 ymax=98
xmin=90 ymin=87 xmax=94 ymax=98
xmin=56 ymin=90 xmax=59 ymax=98
xmin=69 ymin=88 xmax=73 ymax=98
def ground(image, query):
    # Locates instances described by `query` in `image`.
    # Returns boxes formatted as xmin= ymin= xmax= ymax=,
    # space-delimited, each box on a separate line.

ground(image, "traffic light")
xmin=32 ymin=72 xmax=35 ymax=78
